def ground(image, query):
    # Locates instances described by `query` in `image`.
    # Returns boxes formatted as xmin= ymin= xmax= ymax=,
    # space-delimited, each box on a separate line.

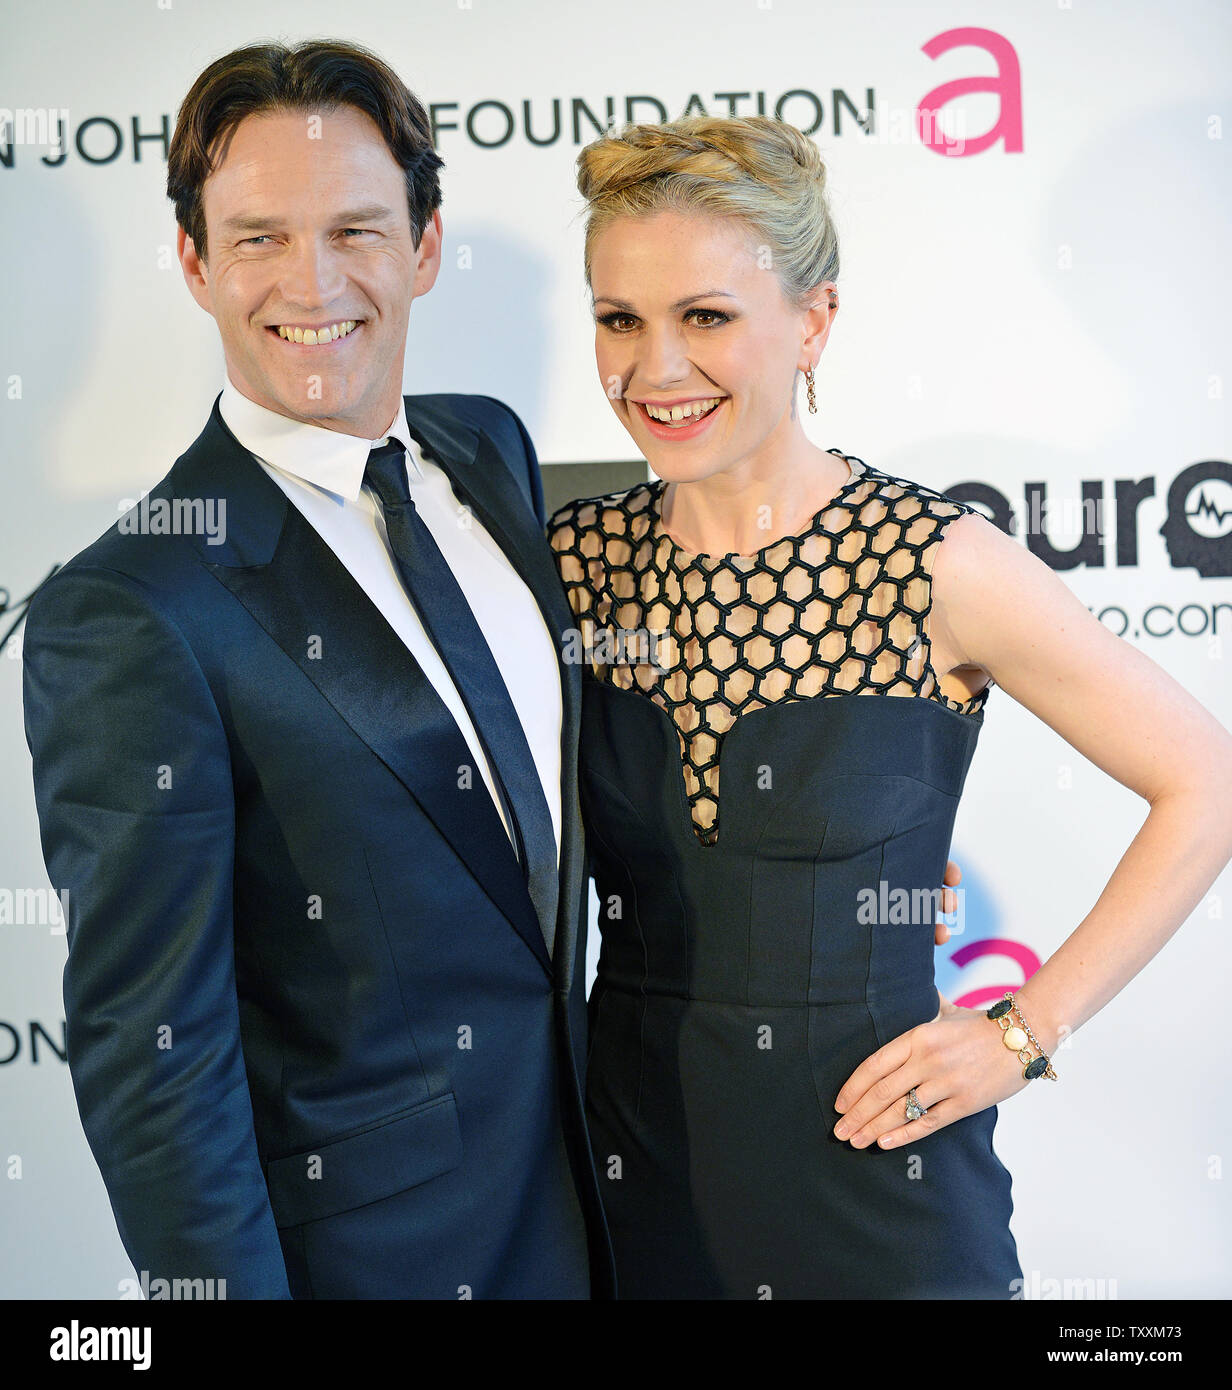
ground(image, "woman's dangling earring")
xmin=804 ymin=366 xmax=817 ymax=415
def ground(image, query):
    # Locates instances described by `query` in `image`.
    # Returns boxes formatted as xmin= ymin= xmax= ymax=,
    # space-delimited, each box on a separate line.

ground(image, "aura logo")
xmin=949 ymin=461 xmax=1232 ymax=577
xmin=934 ymin=936 xmax=1041 ymax=1012
xmin=1160 ymin=461 xmax=1232 ymax=579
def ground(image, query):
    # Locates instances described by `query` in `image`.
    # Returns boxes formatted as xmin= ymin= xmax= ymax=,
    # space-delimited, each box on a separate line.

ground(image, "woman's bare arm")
xmin=929 ymin=509 xmax=1232 ymax=1054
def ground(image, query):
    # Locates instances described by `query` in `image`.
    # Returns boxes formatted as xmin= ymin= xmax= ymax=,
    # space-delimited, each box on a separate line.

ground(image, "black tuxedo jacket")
xmin=22 ymin=391 xmax=616 ymax=1299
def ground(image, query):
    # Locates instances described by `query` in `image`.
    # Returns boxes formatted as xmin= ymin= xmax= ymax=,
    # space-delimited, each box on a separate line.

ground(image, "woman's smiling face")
xmin=590 ymin=209 xmax=837 ymax=484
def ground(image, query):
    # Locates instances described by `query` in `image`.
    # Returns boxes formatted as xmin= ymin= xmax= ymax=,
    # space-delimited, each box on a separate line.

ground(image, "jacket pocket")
xmin=265 ymin=1091 xmax=461 ymax=1229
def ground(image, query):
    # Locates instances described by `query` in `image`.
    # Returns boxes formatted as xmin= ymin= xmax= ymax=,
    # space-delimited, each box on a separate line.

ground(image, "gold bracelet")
xmin=986 ymin=992 xmax=1058 ymax=1081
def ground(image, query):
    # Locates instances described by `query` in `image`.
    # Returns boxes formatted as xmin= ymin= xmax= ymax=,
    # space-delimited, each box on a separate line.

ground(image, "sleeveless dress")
xmin=547 ymin=449 xmax=1023 ymax=1300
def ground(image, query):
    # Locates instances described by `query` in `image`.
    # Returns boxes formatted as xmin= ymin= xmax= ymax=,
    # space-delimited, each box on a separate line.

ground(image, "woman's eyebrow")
xmin=593 ymin=290 xmax=738 ymax=312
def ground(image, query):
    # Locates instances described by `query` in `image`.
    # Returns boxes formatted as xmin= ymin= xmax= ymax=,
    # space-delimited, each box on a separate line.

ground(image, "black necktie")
xmin=363 ymin=439 xmax=557 ymax=956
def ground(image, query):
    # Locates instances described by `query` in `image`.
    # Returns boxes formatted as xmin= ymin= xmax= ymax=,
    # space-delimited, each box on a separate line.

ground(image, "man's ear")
xmin=410 ymin=207 xmax=444 ymax=302
xmin=178 ymin=225 xmax=214 ymax=316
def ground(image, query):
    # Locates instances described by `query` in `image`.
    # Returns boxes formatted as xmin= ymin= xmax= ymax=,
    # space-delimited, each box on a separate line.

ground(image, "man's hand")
xmin=934 ymin=857 xmax=961 ymax=946
xmin=932 ymin=858 xmax=962 ymax=1019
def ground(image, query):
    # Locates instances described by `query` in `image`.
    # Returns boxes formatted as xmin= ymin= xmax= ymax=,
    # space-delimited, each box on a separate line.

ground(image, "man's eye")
xmin=238 ymin=230 xmax=374 ymax=246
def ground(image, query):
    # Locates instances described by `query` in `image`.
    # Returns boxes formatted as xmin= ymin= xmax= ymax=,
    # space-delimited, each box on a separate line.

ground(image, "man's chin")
xmin=227 ymin=345 xmax=397 ymax=432
xmin=247 ymin=375 xmax=370 ymax=430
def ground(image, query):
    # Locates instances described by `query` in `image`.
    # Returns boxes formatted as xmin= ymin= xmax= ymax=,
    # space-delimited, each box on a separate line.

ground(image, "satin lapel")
xmin=401 ymin=400 xmax=584 ymax=986
xmin=186 ymin=399 xmax=552 ymax=979
xmin=554 ymin=647 xmax=585 ymax=997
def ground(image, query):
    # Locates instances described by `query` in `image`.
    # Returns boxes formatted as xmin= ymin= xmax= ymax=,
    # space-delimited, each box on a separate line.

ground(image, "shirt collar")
xmin=219 ymin=379 xmax=421 ymax=502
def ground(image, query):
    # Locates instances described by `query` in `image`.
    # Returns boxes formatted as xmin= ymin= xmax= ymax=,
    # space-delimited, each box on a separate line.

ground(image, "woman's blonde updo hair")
xmin=575 ymin=114 xmax=839 ymax=311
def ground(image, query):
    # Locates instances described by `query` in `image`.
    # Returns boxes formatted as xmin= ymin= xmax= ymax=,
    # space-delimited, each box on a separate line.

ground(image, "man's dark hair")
xmin=167 ymin=38 xmax=444 ymax=262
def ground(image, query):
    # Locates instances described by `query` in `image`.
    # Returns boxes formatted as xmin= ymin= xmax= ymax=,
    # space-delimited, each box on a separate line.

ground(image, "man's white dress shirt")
xmin=219 ymin=381 xmax=563 ymax=864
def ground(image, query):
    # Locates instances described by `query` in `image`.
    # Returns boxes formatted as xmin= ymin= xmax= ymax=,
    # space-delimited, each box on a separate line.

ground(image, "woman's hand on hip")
xmin=832 ymin=997 xmax=1030 ymax=1150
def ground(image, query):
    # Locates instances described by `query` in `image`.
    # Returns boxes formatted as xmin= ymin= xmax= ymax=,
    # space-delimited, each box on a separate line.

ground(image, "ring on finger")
xmin=905 ymin=1086 xmax=929 ymax=1121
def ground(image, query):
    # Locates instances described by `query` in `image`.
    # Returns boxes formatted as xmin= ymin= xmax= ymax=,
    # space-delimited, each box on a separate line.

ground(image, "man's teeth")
xmin=276 ymin=320 xmax=359 ymax=345
xmin=643 ymin=397 xmax=724 ymax=425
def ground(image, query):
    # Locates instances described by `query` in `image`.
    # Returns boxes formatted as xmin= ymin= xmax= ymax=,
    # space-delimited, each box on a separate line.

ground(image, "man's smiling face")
xmin=179 ymin=104 xmax=441 ymax=437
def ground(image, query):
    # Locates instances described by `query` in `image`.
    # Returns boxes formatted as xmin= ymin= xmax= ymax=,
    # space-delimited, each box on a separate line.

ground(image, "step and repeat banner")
xmin=1 ymin=0 xmax=1229 ymax=1299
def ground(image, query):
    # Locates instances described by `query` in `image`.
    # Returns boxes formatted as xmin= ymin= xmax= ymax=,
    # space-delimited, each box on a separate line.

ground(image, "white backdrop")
xmin=1 ymin=0 xmax=1229 ymax=1299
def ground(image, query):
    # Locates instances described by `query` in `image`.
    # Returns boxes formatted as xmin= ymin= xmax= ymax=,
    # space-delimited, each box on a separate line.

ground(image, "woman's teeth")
xmin=275 ymin=320 xmax=359 ymax=344
xmin=643 ymin=396 xmax=724 ymax=426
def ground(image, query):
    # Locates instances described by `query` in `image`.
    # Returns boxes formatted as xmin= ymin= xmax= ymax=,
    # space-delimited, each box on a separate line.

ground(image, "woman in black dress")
xmin=547 ymin=116 xmax=1232 ymax=1299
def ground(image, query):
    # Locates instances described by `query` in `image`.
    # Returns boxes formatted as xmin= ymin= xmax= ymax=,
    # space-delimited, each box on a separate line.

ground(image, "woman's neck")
xmin=659 ymin=428 xmax=851 ymax=557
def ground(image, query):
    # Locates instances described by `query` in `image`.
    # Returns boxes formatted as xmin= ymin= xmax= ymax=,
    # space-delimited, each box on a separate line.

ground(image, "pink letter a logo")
xmin=918 ymin=26 xmax=1024 ymax=157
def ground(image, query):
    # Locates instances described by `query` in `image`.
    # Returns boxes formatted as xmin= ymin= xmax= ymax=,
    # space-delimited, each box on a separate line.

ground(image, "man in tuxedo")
xmin=22 ymin=39 xmax=614 ymax=1299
